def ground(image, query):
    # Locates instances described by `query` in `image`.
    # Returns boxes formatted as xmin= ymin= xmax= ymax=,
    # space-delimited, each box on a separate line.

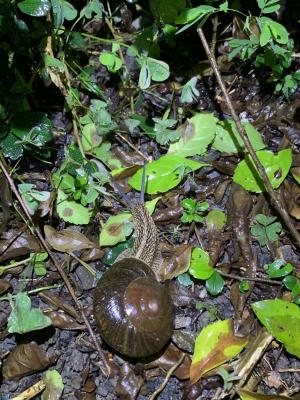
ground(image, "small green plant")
xmin=18 ymin=184 xmax=50 ymax=215
xmin=250 ymin=214 xmax=282 ymax=245
xmin=216 ymin=367 xmax=240 ymax=391
xmin=239 ymin=281 xmax=250 ymax=293
xmin=283 ymin=276 xmax=300 ymax=305
xmin=264 ymin=259 xmax=293 ymax=278
xmin=181 ymin=198 xmax=209 ymax=223
xmin=152 ymin=118 xmax=181 ymax=145
xmin=195 ymin=301 xmax=218 ymax=321
xmin=30 ymin=252 xmax=49 ymax=277
xmin=180 ymin=77 xmax=199 ymax=104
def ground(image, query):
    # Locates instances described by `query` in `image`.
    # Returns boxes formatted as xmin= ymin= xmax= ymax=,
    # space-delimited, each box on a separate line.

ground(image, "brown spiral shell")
xmin=93 ymin=257 xmax=174 ymax=358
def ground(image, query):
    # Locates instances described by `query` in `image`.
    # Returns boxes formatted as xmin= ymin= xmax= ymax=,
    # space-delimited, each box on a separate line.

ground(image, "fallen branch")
xmin=197 ymin=28 xmax=300 ymax=250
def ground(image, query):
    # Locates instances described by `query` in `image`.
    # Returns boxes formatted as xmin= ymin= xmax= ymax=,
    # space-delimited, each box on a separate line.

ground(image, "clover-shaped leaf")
xmin=8 ymin=292 xmax=52 ymax=334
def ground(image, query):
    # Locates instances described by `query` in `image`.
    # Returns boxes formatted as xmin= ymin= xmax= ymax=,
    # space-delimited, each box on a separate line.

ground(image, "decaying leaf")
xmin=160 ymin=244 xmax=192 ymax=280
xmin=238 ymin=388 xmax=293 ymax=400
xmin=145 ymin=343 xmax=191 ymax=380
xmin=0 ymin=279 xmax=11 ymax=295
xmin=115 ymin=363 xmax=144 ymax=400
xmin=190 ymin=319 xmax=248 ymax=384
xmin=3 ymin=342 xmax=52 ymax=380
xmin=44 ymin=225 xmax=95 ymax=252
xmin=0 ymin=229 xmax=43 ymax=262
xmin=43 ymin=310 xmax=86 ymax=330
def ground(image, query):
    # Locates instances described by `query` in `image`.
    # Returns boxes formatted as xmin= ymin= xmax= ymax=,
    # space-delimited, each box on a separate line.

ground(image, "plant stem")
xmin=197 ymin=27 xmax=300 ymax=250
xmin=0 ymin=284 xmax=63 ymax=301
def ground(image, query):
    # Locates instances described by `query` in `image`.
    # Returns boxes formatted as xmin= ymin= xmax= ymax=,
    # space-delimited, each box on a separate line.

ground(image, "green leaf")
xmin=264 ymin=259 xmax=293 ymax=279
xmin=56 ymin=190 xmax=92 ymax=225
xmin=51 ymin=0 xmax=77 ymax=27
xmin=42 ymin=370 xmax=64 ymax=400
xmin=99 ymin=52 xmax=122 ymax=73
xmin=168 ymin=113 xmax=217 ymax=157
xmin=283 ymin=275 xmax=298 ymax=290
xmin=206 ymin=210 xmax=227 ymax=232
xmin=206 ymin=271 xmax=224 ymax=296
xmin=102 ymin=239 xmax=134 ymax=265
xmin=138 ymin=60 xmax=151 ymax=90
xmin=212 ymin=120 xmax=265 ymax=154
xmin=190 ymin=319 xmax=248 ymax=384
xmin=252 ymin=299 xmax=300 ymax=357
xmin=80 ymin=0 xmax=103 ymax=19
xmin=18 ymin=0 xmax=51 ymax=17
xmin=0 ymin=133 xmax=23 ymax=160
xmin=147 ymin=57 xmax=170 ymax=82
xmin=180 ymin=77 xmax=199 ymax=104
xmin=189 ymin=247 xmax=214 ymax=280
xmin=233 ymin=149 xmax=292 ymax=193
xmin=265 ymin=222 xmax=281 ymax=241
xmin=178 ymin=272 xmax=193 ymax=287
xmin=100 ymin=198 xmax=160 ymax=246
xmin=175 ymin=5 xmax=215 ymax=24
xmin=260 ymin=17 xmax=289 ymax=45
xmin=8 ymin=292 xmax=52 ymax=334
xmin=11 ymin=112 xmax=53 ymax=145
xmin=128 ymin=155 xmax=208 ymax=194
xmin=149 ymin=0 xmax=186 ymax=24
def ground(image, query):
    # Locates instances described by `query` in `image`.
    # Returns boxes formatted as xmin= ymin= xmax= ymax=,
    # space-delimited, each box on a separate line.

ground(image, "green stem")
xmin=0 ymin=284 xmax=64 ymax=301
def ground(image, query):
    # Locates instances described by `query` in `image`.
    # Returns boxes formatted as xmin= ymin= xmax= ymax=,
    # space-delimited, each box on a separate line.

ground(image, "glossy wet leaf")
xmin=2 ymin=342 xmax=51 ymax=380
xmin=44 ymin=225 xmax=95 ymax=252
xmin=264 ymin=259 xmax=293 ymax=279
xmin=233 ymin=149 xmax=292 ymax=193
xmin=0 ymin=133 xmax=23 ymax=160
xmin=8 ymin=292 xmax=52 ymax=334
xmin=212 ymin=120 xmax=265 ymax=154
xmin=56 ymin=189 xmax=92 ymax=225
xmin=129 ymin=155 xmax=208 ymax=194
xmin=161 ymin=244 xmax=192 ymax=280
xmin=206 ymin=210 xmax=227 ymax=232
xmin=189 ymin=247 xmax=214 ymax=280
xmin=18 ymin=0 xmax=51 ymax=17
xmin=190 ymin=319 xmax=248 ymax=384
xmin=100 ymin=198 xmax=160 ymax=246
xmin=206 ymin=271 xmax=224 ymax=296
xmin=42 ymin=370 xmax=64 ymax=400
xmin=168 ymin=113 xmax=216 ymax=157
xmin=252 ymin=299 xmax=300 ymax=357
xmin=11 ymin=111 xmax=52 ymax=145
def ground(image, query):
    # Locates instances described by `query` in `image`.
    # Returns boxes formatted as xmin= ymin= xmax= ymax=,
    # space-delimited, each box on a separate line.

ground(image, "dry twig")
xmin=197 ymin=28 xmax=300 ymax=250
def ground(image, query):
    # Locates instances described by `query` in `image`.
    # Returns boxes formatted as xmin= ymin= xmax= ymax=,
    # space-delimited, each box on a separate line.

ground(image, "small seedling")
xmin=181 ymin=198 xmax=209 ymax=223
xmin=250 ymin=214 xmax=282 ymax=246
xmin=216 ymin=367 xmax=240 ymax=391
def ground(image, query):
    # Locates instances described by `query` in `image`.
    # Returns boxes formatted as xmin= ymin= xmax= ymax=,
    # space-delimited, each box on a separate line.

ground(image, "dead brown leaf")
xmin=44 ymin=225 xmax=95 ymax=252
xmin=43 ymin=310 xmax=86 ymax=330
xmin=160 ymin=244 xmax=192 ymax=281
xmin=3 ymin=342 xmax=52 ymax=380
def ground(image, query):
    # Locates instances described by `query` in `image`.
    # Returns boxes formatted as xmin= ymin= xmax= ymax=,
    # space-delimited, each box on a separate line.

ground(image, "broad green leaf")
xmin=206 ymin=271 xmax=224 ymax=296
xmin=42 ymin=370 xmax=64 ymax=400
xmin=100 ymin=198 xmax=160 ymax=247
xmin=190 ymin=319 xmax=248 ymax=384
xmin=103 ymin=238 xmax=134 ymax=265
xmin=212 ymin=120 xmax=265 ymax=154
xmin=175 ymin=5 xmax=215 ymax=24
xmin=82 ymin=123 xmax=102 ymax=151
xmin=260 ymin=17 xmax=289 ymax=45
xmin=206 ymin=210 xmax=227 ymax=232
xmin=233 ymin=149 xmax=292 ymax=193
xmin=168 ymin=113 xmax=216 ymax=157
xmin=252 ymin=299 xmax=300 ymax=357
xmin=0 ymin=133 xmax=23 ymax=160
xmin=56 ymin=189 xmax=91 ymax=225
xmin=99 ymin=52 xmax=122 ymax=73
xmin=189 ymin=247 xmax=214 ymax=280
xmin=8 ymin=292 xmax=52 ymax=334
xmin=129 ymin=155 xmax=208 ymax=194
xmin=18 ymin=0 xmax=51 ymax=17
xmin=11 ymin=111 xmax=52 ymax=145
xmin=147 ymin=57 xmax=170 ymax=82
xmin=52 ymin=0 xmax=77 ymax=27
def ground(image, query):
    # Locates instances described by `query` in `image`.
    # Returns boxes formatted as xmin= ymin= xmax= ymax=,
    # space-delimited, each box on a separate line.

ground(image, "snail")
xmin=94 ymin=176 xmax=174 ymax=358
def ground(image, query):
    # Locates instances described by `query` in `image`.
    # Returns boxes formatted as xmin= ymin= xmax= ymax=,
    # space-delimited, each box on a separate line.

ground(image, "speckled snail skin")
xmin=93 ymin=203 xmax=174 ymax=358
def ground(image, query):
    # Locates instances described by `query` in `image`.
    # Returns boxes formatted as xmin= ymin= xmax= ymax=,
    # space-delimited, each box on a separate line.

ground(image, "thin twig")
xmin=0 ymin=158 xmax=110 ymax=375
xmin=149 ymin=353 xmax=185 ymax=400
xmin=115 ymin=131 xmax=149 ymax=161
xmin=218 ymin=271 xmax=282 ymax=285
xmin=197 ymin=28 xmax=300 ymax=250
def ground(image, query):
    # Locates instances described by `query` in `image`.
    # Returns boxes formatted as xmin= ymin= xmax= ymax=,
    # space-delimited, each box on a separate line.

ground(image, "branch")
xmin=197 ymin=28 xmax=300 ymax=249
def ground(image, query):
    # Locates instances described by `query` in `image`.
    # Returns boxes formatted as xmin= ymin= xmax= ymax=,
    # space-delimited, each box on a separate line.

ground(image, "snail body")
xmin=94 ymin=203 xmax=174 ymax=358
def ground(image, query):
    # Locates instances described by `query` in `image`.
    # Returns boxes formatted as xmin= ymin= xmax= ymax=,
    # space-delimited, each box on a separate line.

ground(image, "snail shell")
xmin=93 ymin=257 xmax=174 ymax=358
